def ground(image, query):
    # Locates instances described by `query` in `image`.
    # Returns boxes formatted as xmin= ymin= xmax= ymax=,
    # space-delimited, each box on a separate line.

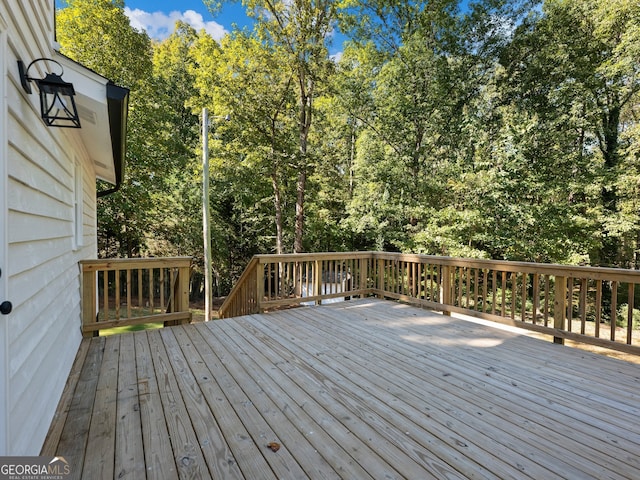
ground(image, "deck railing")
xmin=80 ymin=257 xmax=192 ymax=336
xmin=218 ymin=252 xmax=373 ymax=318
xmin=219 ymin=251 xmax=640 ymax=355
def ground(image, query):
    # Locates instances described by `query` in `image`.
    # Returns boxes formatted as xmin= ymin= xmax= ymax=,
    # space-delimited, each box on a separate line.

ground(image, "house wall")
xmin=0 ymin=8 xmax=9 ymax=457
xmin=1 ymin=0 xmax=98 ymax=454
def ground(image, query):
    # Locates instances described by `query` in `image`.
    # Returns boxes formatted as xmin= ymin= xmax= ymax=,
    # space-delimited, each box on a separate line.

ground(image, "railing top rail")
xmin=255 ymin=251 xmax=374 ymax=263
xmin=253 ymin=251 xmax=640 ymax=282
xmin=368 ymin=252 xmax=640 ymax=282
xmin=80 ymin=256 xmax=193 ymax=272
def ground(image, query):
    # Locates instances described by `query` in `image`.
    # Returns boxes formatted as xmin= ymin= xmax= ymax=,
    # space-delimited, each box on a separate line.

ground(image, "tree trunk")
xmin=597 ymin=105 xmax=622 ymax=267
xmin=294 ymin=169 xmax=306 ymax=253
xmin=294 ymin=75 xmax=312 ymax=253
xmin=272 ymin=170 xmax=284 ymax=254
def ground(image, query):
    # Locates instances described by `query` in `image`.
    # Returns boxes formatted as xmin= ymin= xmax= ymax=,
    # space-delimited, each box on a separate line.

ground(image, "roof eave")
xmin=53 ymin=53 xmax=129 ymax=196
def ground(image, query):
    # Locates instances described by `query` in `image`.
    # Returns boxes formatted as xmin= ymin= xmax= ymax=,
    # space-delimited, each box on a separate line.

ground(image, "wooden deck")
xmin=42 ymin=298 xmax=640 ymax=479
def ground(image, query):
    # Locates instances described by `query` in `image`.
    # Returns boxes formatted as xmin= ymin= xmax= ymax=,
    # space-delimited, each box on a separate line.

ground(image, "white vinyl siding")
xmin=0 ymin=9 xmax=9 ymax=457
xmin=1 ymin=0 xmax=98 ymax=455
xmin=73 ymin=159 xmax=84 ymax=249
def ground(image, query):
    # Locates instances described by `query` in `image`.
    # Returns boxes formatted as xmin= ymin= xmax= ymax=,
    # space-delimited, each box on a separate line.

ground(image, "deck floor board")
xmin=115 ymin=332 xmax=146 ymax=480
xmin=250 ymin=308 xmax=585 ymax=479
xmin=270 ymin=303 xmax=632 ymax=479
xmin=45 ymin=299 xmax=640 ymax=479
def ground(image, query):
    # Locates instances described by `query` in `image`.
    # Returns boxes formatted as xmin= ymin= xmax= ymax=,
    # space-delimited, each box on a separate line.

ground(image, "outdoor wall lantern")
xmin=18 ymin=58 xmax=81 ymax=128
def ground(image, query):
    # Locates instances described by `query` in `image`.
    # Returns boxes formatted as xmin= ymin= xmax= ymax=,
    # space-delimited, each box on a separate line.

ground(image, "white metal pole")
xmin=202 ymin=107 xmax=212 ymax=321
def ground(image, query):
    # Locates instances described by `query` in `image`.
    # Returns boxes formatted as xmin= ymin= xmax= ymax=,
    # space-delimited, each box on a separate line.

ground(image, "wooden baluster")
xmin=580 ymin=278 xmax=587 ymax=335
xmin=521 ymin=273 xmax=527 ymax=322
xmin=329 ymin=260 xmax=334 ymax=295
xmin=501 ymin=272 xmax=507 ymax=317
xmin=610 ymin=281 xmax=617 ymax=341
xmin=103 ymin=270 xmax=109 ymax=322
xmin=474 ymin=268 xmax=479 ymax=310
xmin=482 ymin=269 xmax=488 ymax=313
xmin=595 ymin=280 xmax=602 ymax=338
xmin=359 ymin=257 xmax=367 ymax=295
xmin=566 ymin=277 xmax=573 ymax=332
xmin=306 ymin=261 xmax=312 ymax=299
xmin=425 ymin=263 xmax=430 ymax=302
xmin=115 ymin=268 xmax=121 ymax=321
xmin=285 ymin=261 xmax=290 ymax=297
xmin=256 ymin=262 xmax=264 ymax=313
xmin=627 ymin=284 xmax=634 ymax=345
xmin=510 ymin=273 xmax=516 ymax=320
xmin=149 ymin=268 xmax=154 ymax=314
xmin=465 ymin=268 xmax=470 ymax=309
xmin=160 ymin=268 xmax=165 ymax=313
xmin=314 ymin=260 xmax=322 ymax=304
xmin=491 ymin=270 xmax=497 ymax=315
xmin=532 ymin=273 xmax=539 ymax=324
xmin=543 ymin=276 xmax=550 ymax=327
xmin=127 ymin=269 xmax=132 ymax=320
xmin=138 ymin=268 xmax=143 ymax=311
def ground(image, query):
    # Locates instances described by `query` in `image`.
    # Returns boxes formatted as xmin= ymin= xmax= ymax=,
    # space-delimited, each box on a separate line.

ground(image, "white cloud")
xmin=124 ymin=7 xmax=227 ymax=41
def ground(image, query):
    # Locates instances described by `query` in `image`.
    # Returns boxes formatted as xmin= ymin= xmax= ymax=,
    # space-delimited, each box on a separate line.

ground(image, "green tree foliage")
xmin=145 ymin=22 xmax=202 ymax=259
xmin=57 ymin=0 xmax=155 ymax=257
xmin=499 ymin=0 xmax=640 ymax=265
xmin=190 ymin=31 xmax=299 ymax=255
xmin=207 ymin=0 xmax=337 ymax=252
xmin=57 ymin=0 xmax=640 ymax=296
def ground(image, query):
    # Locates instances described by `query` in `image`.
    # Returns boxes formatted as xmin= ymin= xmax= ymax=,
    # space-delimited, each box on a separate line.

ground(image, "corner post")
xmin=441 ymin=265 xmax=452 ymax=316
xmin=553 ymin=275 xmax=567 ymax=344
xmin=178 ymin=263 xmax=191 ymax=324
xmin=359 ymin=255 xmax=369 ymax=296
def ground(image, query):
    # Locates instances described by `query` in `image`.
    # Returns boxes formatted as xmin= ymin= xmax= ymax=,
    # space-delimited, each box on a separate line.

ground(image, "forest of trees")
xmin=56 ymin=0 xmax=640 ymax=296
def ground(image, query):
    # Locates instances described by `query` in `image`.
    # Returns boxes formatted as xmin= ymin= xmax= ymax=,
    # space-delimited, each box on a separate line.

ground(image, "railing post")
xmin=441 ymin=265 xmax=452 ymax=316
xmin=377 ymin=258 xmax=384 ymax=295
xmin=553 ymin=275 xmax=566 ymax=345
xmin=360 ymin=256 xmax=369 ymax=296
xmin=81 ymin=263 xmax=97 ymax=337
xmin=178 ymin=264 xmax=190 ymax=324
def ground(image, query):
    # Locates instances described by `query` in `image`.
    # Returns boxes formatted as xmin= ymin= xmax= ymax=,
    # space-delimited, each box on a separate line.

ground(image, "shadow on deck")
xmin=42 ymin=299 xmax=640 ymax=479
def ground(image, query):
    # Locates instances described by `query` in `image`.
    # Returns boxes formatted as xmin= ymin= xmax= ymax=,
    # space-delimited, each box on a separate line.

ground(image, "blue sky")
xmin=55 ymin=0 xmax=345 ymax=55
xmin=121 ymin=0 xmax=246 ymax=41
xmin=56 ymin=1 xmax=487 ymax=57
xmin=121 ymin=0 xmax=349 ymax=55
xmin=53 ymin=0 xmax=250 ymax=41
